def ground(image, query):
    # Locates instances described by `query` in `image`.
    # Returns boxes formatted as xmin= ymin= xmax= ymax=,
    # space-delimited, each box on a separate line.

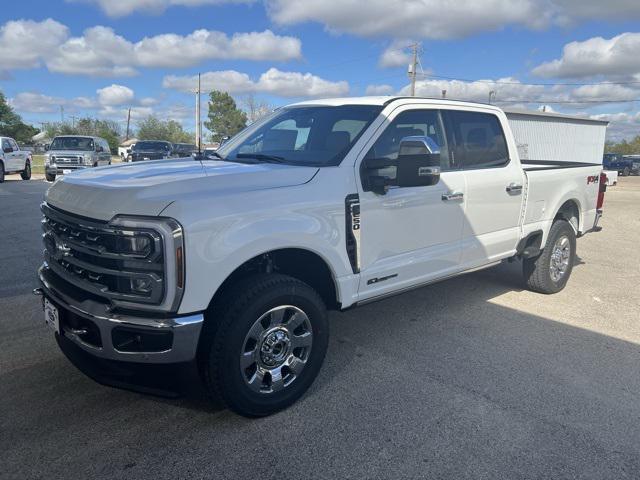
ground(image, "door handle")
xmin=506 ymin=183 xmax=523 ymax=194
xmin=441 ymin=191 xmax=464 ymax=201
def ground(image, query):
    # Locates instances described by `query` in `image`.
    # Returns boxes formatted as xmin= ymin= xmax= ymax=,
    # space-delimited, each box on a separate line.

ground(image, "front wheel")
xmin=198 ymin=273 xmax=329 ymax=417
xmin=21 ymin=161 xmax=31 ymax=180
xmin=523 ymin=219 xmax=576 ymax=294
xmin=45 ymin=172 xmax=56 ymax=182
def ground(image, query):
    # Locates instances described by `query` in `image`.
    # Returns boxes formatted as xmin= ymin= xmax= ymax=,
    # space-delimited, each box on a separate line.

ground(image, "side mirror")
xmin=96 ymin=145 xmax=103 ymax=153
xmin=44 ymin=144 xmax=50 ymax=151
xmin=396 ymin=136 xmax=441 ymax=188
xmin=3 ymin=146 xmax=13 ymax=153
xmin=361 ymin=136 xmax=441 ymax=195
xmin=220 ymin=136 xmax=231 ymax=146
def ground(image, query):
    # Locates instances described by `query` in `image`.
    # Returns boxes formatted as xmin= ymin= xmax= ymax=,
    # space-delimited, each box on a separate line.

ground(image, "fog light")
xmin=131 ymin=277 xmax=153 ymax=294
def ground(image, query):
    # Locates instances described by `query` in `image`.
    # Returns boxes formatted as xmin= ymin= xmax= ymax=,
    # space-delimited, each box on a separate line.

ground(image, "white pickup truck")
xmin=35 ymin=97 xmax=606 ymax=417
xmin=0 ymin=136 xmax=32 ymax=182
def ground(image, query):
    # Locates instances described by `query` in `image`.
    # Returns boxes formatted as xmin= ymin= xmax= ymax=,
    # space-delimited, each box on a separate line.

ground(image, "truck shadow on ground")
xmin=4 ymin=258 xmax=640 ymax=478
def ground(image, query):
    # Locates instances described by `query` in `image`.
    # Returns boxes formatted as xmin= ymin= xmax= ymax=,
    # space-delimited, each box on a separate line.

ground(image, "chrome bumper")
xmin=593 ymin=209 xmax=603 ymax=232
xmin=36 ymin=266 xmax=204 ymax=364
xmin=46 ymin=165 xmax=90 ymax=174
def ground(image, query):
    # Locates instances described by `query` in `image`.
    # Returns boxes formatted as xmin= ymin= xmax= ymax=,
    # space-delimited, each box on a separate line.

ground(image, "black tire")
xmin=622 ymin=167 xmax=630 ymax=177
xmin=20 ymin=160 xmax=31 ymax=180
xmin=523 ymin=219 xmax=576 ymax=294
xmin=198 ymin=273 xmax=329 ymax=417
xmin=0 ymin=161 xmax=4 ymax=183
xmin=45 ymin=172 xmax=56 ymax=182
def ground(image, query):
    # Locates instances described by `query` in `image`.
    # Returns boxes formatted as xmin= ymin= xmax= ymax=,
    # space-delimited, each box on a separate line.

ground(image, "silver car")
xmin=45 ymin=135 xmax=112 ymax=182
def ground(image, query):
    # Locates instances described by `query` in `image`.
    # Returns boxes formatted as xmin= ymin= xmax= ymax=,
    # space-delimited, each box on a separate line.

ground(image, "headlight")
xmin=109 ymin=215 xmax=185 ymax=312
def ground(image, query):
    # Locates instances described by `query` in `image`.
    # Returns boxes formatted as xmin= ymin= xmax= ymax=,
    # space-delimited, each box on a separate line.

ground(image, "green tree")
xmin=0 ymin=91 xmax=39 ymax=143
xmin=606 ymin=136 xmax=640 ymax=155
xmin=137 ymin=116 xmax=193 ymax=144
xmin=204 ymin=91 xmax=247 ymax=143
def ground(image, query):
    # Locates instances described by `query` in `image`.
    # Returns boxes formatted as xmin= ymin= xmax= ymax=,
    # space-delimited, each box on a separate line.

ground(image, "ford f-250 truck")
xmin=0 ymin=136 xmax=32 ymax=182
xmin=35 ymin=97 xmax=606 ymax=417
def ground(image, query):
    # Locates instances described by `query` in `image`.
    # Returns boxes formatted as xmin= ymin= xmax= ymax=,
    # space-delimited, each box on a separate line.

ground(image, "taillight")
xmin=597 ymin=172 xmax=607 ymax=209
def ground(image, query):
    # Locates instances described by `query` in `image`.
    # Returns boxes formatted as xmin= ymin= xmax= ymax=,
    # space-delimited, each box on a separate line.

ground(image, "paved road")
xmin=2 ymin=177 xmax=640 ymax=479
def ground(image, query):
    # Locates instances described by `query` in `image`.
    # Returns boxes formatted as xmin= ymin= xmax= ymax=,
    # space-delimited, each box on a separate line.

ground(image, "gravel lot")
xmin=1 ymin=176 xmax=639 ymax=480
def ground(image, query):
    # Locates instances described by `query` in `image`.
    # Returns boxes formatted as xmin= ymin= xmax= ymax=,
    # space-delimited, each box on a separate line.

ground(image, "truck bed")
xmin=521 ymin=160 xmax=602 ymax=242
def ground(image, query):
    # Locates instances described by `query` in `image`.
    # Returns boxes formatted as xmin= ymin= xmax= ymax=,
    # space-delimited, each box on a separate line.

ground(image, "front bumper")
xmin=46 ymin=164 xmax=90 ymax=175
xmin=37 ymin=265 xmax=204 ymax=364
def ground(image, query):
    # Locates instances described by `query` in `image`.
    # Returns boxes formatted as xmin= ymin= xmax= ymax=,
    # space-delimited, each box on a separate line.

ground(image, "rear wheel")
xmin=45 ymin=172 xmax=56 ymax=182
xmin=0 ymin=162 xmax=4 ymax=183
xmin=523 ymin=219 xmax=576 ymax=294
xmin=20 ymin=160 xmax=31 ymax=180
xmin=198 ymin=273 xmax=329 ymax=417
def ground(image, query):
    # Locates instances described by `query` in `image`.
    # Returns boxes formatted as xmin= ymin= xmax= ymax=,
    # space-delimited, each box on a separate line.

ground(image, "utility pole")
xmin=70 ymin=115 xmax=77 ymax=129
xmin=408 ymin=43 xmax=419 ymax=97
xmin=125 ymin=107 xmax=131 ymax=140
xmin=60 ymin=105 xmax=64 ymax=123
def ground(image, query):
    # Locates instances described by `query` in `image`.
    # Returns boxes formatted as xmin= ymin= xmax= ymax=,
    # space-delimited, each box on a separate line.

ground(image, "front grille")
xmin=41 ymin=203 xmax=165 ymax=305
xmin=53 ymin=155 xmax=82 ymax=165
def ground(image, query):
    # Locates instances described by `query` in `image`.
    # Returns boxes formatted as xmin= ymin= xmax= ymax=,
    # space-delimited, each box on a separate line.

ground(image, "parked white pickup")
xmin=37 ymin=96 xmax=607 ymax=417
xmin=0 ymin=136 xmax=32 ymax=182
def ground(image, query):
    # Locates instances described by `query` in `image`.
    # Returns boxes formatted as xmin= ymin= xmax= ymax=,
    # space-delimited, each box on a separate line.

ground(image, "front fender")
xmin=162 ymin=197 xmax=354 ymax=314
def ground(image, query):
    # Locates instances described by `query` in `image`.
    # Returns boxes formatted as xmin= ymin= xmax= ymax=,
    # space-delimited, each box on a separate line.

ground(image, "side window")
xmin=365 ymin=109 xmax=451 ymax=173
xmin=10 ymin=139 xmax=19 ymax=151
xmin=2 ymin=139 xmax=11 ymax=151
xmin=102 ymin=140 xmax=110 ymax=153
xmin=444 ymin=111 xmax=509 ymax=169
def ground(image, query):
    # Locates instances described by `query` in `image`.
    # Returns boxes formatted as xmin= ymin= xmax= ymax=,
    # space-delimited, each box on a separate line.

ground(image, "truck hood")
xmin=45 ymin=158 xmax=319 ymax=221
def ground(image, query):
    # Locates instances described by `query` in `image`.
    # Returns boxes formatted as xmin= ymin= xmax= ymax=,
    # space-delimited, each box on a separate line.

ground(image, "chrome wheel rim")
xmin=550 ymin=235 xmax=571 ymax=282
xmin=240 ymin=305 xmax=313 ymax=394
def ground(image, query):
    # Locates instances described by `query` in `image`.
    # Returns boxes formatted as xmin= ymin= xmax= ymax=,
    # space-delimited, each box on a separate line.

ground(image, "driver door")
xmin=355 ymin=106 xmax=466 ymax=301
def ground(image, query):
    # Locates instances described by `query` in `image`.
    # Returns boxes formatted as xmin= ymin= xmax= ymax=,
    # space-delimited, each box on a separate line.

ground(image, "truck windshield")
xmin=217 ymin=105 xmax=383 ymax=167
xmin=50 ymin=137 xmax=94 ymax=151
xmin=134 ymin=141 xmax=171 ymax=151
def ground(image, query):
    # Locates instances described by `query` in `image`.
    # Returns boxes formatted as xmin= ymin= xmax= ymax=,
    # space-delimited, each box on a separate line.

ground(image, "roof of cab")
xmin=287 ymin=96 xmax=504 ymax=113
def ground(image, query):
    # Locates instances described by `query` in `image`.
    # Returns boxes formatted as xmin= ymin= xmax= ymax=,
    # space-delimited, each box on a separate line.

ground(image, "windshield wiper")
xmin=236 ymin=153 xmax=286 ymax=164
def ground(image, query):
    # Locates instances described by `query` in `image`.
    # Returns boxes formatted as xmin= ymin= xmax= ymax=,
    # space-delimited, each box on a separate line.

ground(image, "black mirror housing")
xmin=3 ymin=147 xmax=13 ymax=153
xmin=361 ymin=135 xmax=441 ymax=194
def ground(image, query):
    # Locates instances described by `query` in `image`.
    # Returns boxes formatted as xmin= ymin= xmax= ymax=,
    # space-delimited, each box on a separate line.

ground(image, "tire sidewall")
xmin=213 ymin=282 xmax=328 ymax=416
xmin=22 ymin=161 xmax=31 ymax=180
xmin=0 ymin=161 xmax=4 ymax=183
xmin=543 ymin=221 xmax=576 ymax=292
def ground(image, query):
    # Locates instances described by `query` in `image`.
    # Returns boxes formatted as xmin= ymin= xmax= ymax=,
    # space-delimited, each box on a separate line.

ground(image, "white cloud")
xmin=70 ymin=0 xmax=253 ymax=17
xmin=533 ymin=32 xmax=640 ymax=78
xmin=97 ymin=84 xmax=135 ymax=106
xmin=99 ymin=105 xmax=153 ymax=120
xmin=267 ymin=0 xmax=640 ymax=40
xmin=590 ymin=111 xmax=640 ymax=141
xmin=365 ymin=84 xmax=395 ymax=95
xmin=9 ymin=92 xmax=102 ymax=113
xmin=9 ymin=92 xmax=66 ymax=113
xmin=0 ymin=19 xmax=68 ymax=69
xmin=378 ymin=41 xmax=412 ymax=68
xmin=163 ymin=68 xmax=349 ymax=97
xmin=267 ymin=0 xmax=547 ymax=40
xmin=0 ymin=19 xmax=301 ymax=77
xmin=134 ymin=29 xmax=301 ymax=68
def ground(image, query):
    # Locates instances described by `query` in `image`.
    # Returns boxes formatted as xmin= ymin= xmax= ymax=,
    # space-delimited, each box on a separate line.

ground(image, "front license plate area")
xmin=44 ymin=298 xmax=60 ymax=334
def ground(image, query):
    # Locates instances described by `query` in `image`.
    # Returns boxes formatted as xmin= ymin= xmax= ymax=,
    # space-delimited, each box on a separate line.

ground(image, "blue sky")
xmin=1 ymin=0 xmax=640 ymax=140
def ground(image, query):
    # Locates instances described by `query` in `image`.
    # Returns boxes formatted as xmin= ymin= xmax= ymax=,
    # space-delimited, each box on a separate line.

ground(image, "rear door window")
xmin=444 ymin=111 xmax=509 ymax=169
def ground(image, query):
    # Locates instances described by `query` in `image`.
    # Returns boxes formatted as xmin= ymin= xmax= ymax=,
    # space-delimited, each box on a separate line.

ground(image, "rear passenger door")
xmin=442 ymin=110 xmax=525 ymax=267
xmin=10 ymin=139 xmax=26 ymax=170
xmin=99 ymin=140 xmax=111 ymax=165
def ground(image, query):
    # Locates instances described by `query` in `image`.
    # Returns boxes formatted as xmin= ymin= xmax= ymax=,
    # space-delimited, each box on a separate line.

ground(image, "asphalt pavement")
xmin=1 ymin=175 xmax=639 ymax=480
